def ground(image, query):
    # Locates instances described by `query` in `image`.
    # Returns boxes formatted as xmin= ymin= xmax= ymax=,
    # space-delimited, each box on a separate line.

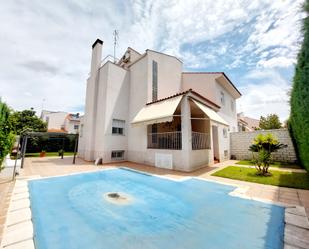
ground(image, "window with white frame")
xmin=111 ymin=150 xmax=124 ymax=160
xmin=152 ymin=60 xmax=158 ymax=101
xmin=220 ymin=91 xmax=225 ymax=105
xmin=230 ymin=100 xmax=234 ymax=112
xmin=223 ymin=128 xmax=228 ymax=138
xmin=74 ymin=124 xmax=79 ymax=130
xmin=112 ymin=119 xmax=125 ymax=135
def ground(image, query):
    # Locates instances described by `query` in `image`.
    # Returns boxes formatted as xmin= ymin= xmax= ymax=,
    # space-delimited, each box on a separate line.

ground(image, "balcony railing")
xmin=192 ymin=132 xmax=210 ymax=150
xmin=147 ymin=131 xmax=182 ymax=150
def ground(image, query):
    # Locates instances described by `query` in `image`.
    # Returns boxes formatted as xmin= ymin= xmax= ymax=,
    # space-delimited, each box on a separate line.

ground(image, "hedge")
xmin=0 ymin=100 xmax=15 ymax=169
xmin=290 ymin=1 xmax=309 ymax=172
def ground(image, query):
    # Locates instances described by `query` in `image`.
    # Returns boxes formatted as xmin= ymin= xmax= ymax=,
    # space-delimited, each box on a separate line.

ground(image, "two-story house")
xmin=78 ymin=39 xmax=241 ymax=172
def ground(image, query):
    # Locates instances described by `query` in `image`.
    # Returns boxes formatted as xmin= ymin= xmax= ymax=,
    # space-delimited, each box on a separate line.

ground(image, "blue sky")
xmin=0 ymin=0 xmax=305 ymax=121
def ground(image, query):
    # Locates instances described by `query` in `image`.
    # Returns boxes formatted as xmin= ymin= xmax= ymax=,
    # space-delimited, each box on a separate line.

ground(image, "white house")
xmin=41 ymin=110 xmax=81 ymax=134
xmin=78 ymin=39 xmax=241 ymax=172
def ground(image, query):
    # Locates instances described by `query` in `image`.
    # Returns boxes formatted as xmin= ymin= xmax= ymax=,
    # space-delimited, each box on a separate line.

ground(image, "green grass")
xmin=25 ymin=152 xmax=75 ymax=157
xmin=236 ymin=160 xmax=301 ymax=169
xmin=212 ymin=166 xmax=309 ymax=189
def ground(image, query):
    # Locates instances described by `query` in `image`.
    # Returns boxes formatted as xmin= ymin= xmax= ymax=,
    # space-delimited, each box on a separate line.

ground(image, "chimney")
xmin=90 ymin=38 xmax=103 ymax=75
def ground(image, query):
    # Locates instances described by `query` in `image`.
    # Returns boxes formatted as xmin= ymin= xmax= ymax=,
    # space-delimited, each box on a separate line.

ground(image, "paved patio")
xmin=1 ymin=156 xmax=309 ymax=246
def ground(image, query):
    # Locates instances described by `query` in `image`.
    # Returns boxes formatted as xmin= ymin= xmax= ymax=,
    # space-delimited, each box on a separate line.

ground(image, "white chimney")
xmin=90 ymin=38 xmax=103 ymax=75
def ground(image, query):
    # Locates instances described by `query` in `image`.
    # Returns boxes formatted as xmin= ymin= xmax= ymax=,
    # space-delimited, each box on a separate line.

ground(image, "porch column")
xmin=181 ymin=96 xmax=192 ymax=171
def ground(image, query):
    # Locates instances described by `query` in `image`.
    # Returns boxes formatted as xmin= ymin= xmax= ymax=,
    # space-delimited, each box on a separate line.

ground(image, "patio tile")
xmin=1 ymin=221 xmax=33 ymax=247
xmin=11 ymin=192 xmax=29 ymax=201
xmin=6 ymin=208 xmax=31 ymax=226
xmin=12 ymin=187 xmax=28 ymax=195
xmin=279 ymin=198 xmax=300 ymax=206
xmin=9 ymin=199 xmax=30 ymax=211
xmin=286 ymin=206 xmax=307 ymax=217
xmin=4 ymin=239 xmax=35 ymax=249
xmin=285 ymin=212 xmax=309 ymax=229
xmin=284 ymin=224 xmax=309 ymax=249
xmin=279 ymin=192 xmax=299 ymax=199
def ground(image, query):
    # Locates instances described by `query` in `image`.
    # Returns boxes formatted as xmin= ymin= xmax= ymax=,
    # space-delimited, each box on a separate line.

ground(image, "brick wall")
xmin=230 ymin=129 xmax=297 ymax=163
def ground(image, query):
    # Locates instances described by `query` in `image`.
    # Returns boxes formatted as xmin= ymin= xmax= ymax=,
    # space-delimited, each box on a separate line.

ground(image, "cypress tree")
xmin=290 ymin=0 xmax=309 ymax=171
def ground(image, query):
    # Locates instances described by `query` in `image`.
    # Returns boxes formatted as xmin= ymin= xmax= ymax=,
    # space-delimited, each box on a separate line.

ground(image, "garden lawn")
xmin=25 ymin=152 xmax=75 ymax=157
xmin=212 ymin=166 xmax=309 ymax=190
xmin=236 ymin=160 xmax=300 ymax=169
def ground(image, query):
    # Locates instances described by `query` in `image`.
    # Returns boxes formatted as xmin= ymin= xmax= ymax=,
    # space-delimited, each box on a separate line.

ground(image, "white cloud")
xmin=257 ymin=56 xmax=296 ymax=68
xmin=0 ymin=0 xmax=304 ymax=116
xmin=237 ymin=70 xmax=291 ymax=121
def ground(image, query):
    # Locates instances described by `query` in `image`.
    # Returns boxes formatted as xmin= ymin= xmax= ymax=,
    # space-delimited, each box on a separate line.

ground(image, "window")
xmin=111 ymin=150 xmax=124 ymax=160
xmin=112 ymin=119 xmax=125 ymax=135
xmin=223 ymin=128 xmax=228 ymax=138
xmin=230 ymin=100 xmax=234 ymax=111
xmin=45 ymin=116 xmax=49 ymax=124
xmin=220 ymin=91 xmax=225 ymax=105
xmin=74 ymin=124 xmax=79 ymax=130
xmin=152 ymin=60 xmax=158 ymax=101
xmin=224 ymin=150 xmax=228 ymax=159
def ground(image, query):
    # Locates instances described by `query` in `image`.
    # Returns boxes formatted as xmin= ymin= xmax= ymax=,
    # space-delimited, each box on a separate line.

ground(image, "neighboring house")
xmin=237 ymin=112 xmax=260 ymax=131
xmin=78 ymin=39 xmax=241 ymax=172
xmin=41 ymin=110 xmax=81 ymax=134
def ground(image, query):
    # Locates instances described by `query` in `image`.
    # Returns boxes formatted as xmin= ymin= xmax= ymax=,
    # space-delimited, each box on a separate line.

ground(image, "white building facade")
xmin=78 ymin=39 xmax=241 ymax=172
xmin=41 ymin=111 xmax=81 ymax=134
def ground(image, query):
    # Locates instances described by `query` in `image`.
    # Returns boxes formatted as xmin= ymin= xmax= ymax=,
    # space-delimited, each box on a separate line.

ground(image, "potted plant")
xmin=40 ymin=150 xmax=46 ymax=157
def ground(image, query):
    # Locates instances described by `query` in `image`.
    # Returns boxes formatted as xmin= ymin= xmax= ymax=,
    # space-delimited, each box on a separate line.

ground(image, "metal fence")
xmin=192 ymin=132 xmax=210 ymax=150
xmin=147 ymin=131 xmax=182 ymax=150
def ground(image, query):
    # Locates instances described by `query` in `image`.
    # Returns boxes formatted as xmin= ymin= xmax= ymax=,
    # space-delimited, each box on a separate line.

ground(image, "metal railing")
xmin=192 ymin=132 xmax=210 ymax=150
xmin=147 ymin=131 xmax=182 ymax=150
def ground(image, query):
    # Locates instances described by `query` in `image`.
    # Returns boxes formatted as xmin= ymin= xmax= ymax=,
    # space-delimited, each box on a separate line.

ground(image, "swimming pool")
xmin=29 ymin=168 xmax=284 ymax=249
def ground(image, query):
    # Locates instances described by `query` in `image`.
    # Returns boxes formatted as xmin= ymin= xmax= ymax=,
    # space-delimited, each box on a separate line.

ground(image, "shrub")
xmin=0 ymin=101 xmax=15 ymax=170
xmin=249 ymin=133 xmax=287 ymax=176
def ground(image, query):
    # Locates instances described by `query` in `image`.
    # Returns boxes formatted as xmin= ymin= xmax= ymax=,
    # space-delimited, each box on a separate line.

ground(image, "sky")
xmin=0 ymin=0 xmax=305 ymax=121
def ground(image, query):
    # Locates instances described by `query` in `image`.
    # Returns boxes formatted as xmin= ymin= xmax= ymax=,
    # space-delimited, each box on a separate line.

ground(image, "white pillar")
xmin=90 ymin=39 xmax=103 ymax=76
xmin=181 ymin=96 xmax=192 ymax=171
xmin=82 ymin=39 xmax=103 ymax=160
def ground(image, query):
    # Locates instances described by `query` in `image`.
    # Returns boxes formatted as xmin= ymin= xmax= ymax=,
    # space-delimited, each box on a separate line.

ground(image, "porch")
xmin=131 ymin=91 xmax=229 ymax=171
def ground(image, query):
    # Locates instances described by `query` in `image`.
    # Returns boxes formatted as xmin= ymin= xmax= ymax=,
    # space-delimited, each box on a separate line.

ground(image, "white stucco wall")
xmin=182 ymin=73 xmax=238 ymax=132
xmin=215 ymin=83 xmax=238 ymax=132
xmin=93 ymin=62 xmax=130 ymax=162
xmin=182 ymin=73 xmax=219 ymax=104
xmin=146 ymin=51 xmax=182 ymax=102
xmin=41 ymin=112 xmax=67 ymax=130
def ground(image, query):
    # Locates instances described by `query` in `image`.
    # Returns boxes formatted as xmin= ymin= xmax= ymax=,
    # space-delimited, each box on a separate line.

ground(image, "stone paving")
xmin=0 ymin=156 xmax=309 ymax=248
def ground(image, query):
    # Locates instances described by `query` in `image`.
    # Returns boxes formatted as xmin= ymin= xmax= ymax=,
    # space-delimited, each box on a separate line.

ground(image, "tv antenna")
xmin=113 ymin=30 xmax=119 ymax=63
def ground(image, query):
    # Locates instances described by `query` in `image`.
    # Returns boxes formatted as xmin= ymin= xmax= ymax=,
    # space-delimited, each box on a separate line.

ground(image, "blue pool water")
xmin=29 ymin=168 xmax=284 ymax=249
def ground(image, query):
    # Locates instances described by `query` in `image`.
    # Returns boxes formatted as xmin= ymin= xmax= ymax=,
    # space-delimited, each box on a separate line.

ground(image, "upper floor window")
xmin=230 ymin=100 xmax=234 ymax=112
xmin=74 ymin=124 xmax=79 ymax=130
xmin=112 ymin=119 xmax=125 ymax=135
xmin=223 ymin=128 xmax=228 ymax=138
xmin=152 ymin=60 xmax=158 ymax=101
xmin=220 ymin=91 xmax=225 ymax=106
